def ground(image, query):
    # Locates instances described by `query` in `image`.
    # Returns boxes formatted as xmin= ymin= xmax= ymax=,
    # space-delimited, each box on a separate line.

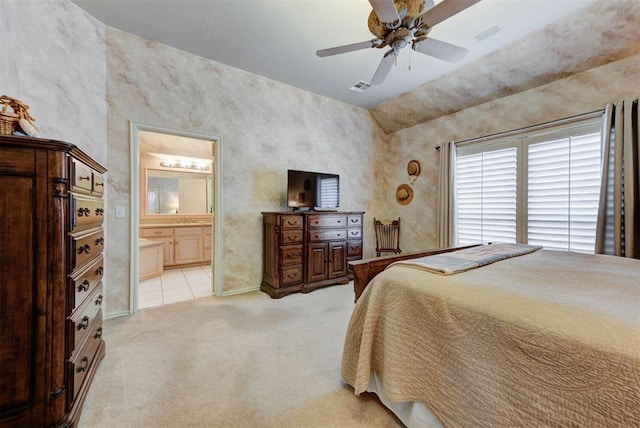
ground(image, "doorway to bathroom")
xmin=130 ymin=122 xmax=222 ymax=313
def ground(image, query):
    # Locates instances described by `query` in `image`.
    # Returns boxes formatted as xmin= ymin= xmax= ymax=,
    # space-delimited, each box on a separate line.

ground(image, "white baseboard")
xmin=104 ymin=310 xmax=130 ymax=320
xmin=220 ymin=285 xmax=260 ymax=297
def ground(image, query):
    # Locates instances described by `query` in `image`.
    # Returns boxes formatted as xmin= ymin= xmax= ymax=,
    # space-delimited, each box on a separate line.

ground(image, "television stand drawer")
xmin=307 ymin=215 xmax=346 ymax=229
xmin=308 ymin=229 xmax=347 ymax=242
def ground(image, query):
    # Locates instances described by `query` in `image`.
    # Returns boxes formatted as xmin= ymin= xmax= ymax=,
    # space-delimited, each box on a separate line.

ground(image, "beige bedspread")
xmin=341 ymin=250 xmax=640 ymax=427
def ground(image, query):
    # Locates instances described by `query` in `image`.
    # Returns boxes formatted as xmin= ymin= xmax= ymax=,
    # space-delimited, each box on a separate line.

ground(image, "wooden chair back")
xmin=374 ymin=217 xmax=401 ymax=257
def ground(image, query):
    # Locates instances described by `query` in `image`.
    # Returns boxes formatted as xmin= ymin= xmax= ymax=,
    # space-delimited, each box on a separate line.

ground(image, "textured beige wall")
xmin=378 ymin=54 xmax=640 ymax=254
xmin=0 ymin=0 xmax=107 ymax=163
xmin=104 ymin=28 xmax=387 ymax=315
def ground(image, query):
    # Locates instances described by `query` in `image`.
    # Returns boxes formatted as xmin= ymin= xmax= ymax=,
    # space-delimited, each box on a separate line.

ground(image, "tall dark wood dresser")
xmin=0 ymin=134 xmax=106 ymax=427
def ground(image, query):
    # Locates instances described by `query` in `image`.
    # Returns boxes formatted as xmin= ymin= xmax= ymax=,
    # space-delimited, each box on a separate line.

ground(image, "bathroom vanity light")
xmin=160 ymin=159 xmax=211 ymax=171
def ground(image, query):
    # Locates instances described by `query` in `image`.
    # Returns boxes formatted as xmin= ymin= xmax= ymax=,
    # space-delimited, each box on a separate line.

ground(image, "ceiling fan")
xmin=317 ymin=0 xmax=481 ymax=85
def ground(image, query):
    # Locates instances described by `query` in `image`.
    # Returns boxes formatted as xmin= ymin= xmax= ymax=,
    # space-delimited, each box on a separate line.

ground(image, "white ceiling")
xmin=71 ymin=0 xmax=600 ymax=109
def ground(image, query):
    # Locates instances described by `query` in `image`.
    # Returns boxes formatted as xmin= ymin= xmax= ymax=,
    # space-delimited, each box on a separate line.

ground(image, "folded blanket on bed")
xmin=390 ymin=243 xmax=542 ymax=275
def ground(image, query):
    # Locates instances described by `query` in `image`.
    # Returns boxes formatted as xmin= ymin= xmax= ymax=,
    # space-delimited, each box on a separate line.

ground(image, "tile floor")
xmin=138 ymin=265 xmax=213 ymax=309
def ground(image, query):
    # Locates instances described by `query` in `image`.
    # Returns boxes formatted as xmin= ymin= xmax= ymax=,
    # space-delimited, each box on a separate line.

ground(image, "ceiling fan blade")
xmin=368 ymin=0 xmax=400 ymax=24
xmin=422 ymin=0 xmax=435 ymax=13
xmin=371 ymin=49 xmax=398 ymax=85
xmin=412 ymin=37 xmax=469 ymax=63
xmin=420 ymin=0 xmax=481 ymax=28
xmin=316 ymin=40 xmax=375 ymax=57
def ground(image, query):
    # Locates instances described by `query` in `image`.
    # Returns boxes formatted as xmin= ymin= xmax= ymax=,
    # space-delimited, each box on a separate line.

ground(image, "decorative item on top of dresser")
xmin=261 ymin=211 xmax=364 ymax=298
xmin=0 ymin=134 xmax=106 ymax=428
xmin=0 ymin=95 xmax=39 ymax=136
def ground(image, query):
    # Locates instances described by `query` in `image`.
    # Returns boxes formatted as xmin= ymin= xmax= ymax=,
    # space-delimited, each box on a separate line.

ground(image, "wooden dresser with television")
xmin=261 ymin=211 xmax=364 ymax=298
xmin=0 ymin=135 xmax=106 ymax=427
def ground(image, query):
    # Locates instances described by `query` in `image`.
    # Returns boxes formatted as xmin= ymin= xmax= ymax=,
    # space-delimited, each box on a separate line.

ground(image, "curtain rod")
xmin=435 ymin=109 xmax=604 ymax=151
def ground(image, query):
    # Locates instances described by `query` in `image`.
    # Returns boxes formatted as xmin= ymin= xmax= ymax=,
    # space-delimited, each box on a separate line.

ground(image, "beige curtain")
xmin=595 ymin=98 xmax=639 ymax=258
xmin=438 ymin=141 xmax=457 ymax=247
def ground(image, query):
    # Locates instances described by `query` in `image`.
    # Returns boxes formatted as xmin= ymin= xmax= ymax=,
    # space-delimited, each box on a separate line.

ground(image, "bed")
xmin=343 ymin=245 xmax=640 ymax=427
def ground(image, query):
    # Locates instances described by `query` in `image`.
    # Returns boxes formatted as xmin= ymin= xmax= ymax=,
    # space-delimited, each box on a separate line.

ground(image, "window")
xmin=455 ymin=118 xmax=602 ymax=253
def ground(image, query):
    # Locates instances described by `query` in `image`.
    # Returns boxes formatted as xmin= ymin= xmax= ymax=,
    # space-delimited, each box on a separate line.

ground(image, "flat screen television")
xmin=287 ymin=169 xmax=340 ymax=210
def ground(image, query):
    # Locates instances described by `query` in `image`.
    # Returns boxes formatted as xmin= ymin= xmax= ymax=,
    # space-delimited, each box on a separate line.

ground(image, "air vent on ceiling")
xmin=349 ymin=80 xmax=371 ymax=93
xmin=475 ymin=25 xmax=502 ymax=42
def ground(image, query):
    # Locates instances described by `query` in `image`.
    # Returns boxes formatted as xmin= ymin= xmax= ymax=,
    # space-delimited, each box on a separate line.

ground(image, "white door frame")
xmin=129 ymin=121 xmax=223 ymax=313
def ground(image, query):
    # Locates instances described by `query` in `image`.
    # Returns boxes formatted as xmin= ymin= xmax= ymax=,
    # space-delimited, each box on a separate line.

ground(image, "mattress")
xmin=342 ymin=249 xmax=640 ymax=427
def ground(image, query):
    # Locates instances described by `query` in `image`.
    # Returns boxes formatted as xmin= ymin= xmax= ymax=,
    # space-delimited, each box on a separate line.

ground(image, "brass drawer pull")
xmin=77 ymin=207 xmax=90 ymax=216
xmin=78 ymin=316 xmax=90 ymax=330
xmin=78 ymin=280 xmax=90 ymax=292
xmin=95 ymin=181 xmax=104 ymax=187
xmin=95 ymin=295 xmax=103 ymax=306
xmin=77 ymin=356 xmax=89 ymax=372
xmin=287 ymin=272 xmax=298 ymax=279
xmin=95 ymin=208 xmax=104 ymax=215
xmin=78 ymin=175 xmax=91 ymax=181
xmin=78 ymin=244 xmax=91 ymax=254
xmin=94 ymin=327 xmax=103 ymax=339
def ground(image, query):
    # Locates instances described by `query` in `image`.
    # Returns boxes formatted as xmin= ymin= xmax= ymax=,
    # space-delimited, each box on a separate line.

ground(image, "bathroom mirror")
xmin=146 ymin=169 xmax=213 ymax=215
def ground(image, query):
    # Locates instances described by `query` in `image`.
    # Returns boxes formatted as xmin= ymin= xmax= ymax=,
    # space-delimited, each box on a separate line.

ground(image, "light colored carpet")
xmin=79 ymin=283 xmax=403 ymax=428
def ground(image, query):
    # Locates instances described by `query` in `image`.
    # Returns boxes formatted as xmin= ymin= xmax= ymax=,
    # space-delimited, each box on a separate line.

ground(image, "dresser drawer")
xmin=347 ymin=215 xmax=363 ymax=227
xmin=71 ymin=229 xmax=104 ymax=271
xmin=308 ymin=229 xmax=347 ymax=242
xmin=141 ymin=227 xmax=174 ymax=238
xmin=69 ymin=285 xmax=103 ymax=353
xmin=70 ymin=255 xmax=104 ymax=311
xmin=281 ymin=230 xmax=303 ymax=245
xmin=72 ymin=195 xmax=104 ymax=231
xmin=307 ymin=215 xmax=347 ymax=229
xmin=281 ymin=245 xmax=303 ymax=266
xmin=347 ymin=228 xmax=362 ymax=239
xmin=68 ymin=314 xmax=103 ymax=402
xmin=72 ymin=159 xmax=93 ymax=193
xmin=347 ymin=240 xmax=363 ymax=257
xmin=280 ymin=266 xmax=303 ymax=286
xmin=92 ymin=171 xmax=105 ymax=195
xmin=280 ymin=215 xmax=303 ymax=230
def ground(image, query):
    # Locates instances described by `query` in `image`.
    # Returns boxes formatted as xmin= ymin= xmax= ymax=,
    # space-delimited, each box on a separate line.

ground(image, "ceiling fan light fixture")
xmin=319 ymin=0 xmax=480 ymax=85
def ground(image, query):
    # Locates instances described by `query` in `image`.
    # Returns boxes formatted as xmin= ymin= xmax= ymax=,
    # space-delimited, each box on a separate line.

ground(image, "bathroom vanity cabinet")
xmin=140 ymin=225 xmax=212 ymax=268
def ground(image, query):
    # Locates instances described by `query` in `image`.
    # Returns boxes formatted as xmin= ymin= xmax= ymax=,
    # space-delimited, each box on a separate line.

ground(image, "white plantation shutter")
xmin=456 ymin=147 xmax=517 ymax=245
xmin=526 ymin=127 xmax=602 ymax=252
xmin=454 ymin=118 xmax=602 ymax=253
